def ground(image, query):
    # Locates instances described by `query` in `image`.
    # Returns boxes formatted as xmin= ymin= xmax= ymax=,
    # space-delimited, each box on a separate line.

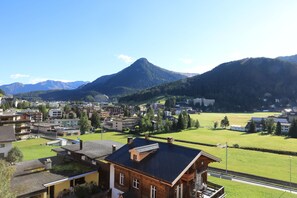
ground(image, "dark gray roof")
xmin=61 ymin=140 xmax=124 ymax=159
xmin=0 ymin=126 xmax=16 ymax=142
xmin=11 ymin=156 xmax=97 ymax=197
xmin=106 ymin=138 xmax=220 ymax=185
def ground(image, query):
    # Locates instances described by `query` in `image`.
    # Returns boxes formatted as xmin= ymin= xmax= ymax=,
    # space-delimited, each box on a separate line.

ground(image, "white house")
xmin=281 ymin=123 xmax=291 ymax=134
xmin=0 ymin=126 xmax=16 ymax=158
xmin=48 ymin=109 xmax=63 ymax=118
xmin=230 ymin=125 xmax=247 ymax=132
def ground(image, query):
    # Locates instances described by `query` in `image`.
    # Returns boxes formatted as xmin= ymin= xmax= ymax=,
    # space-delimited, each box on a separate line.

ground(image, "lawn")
xmin=149 ymin=137 xmax=297 ymax=183
xmin=13 ymin=138 xmax=59 ymax=161
xmin=208 ymin=176 xmax=297 ymax=198
xmin=190 ymin=112 xmax=280 ymax=127
xmin=154 ymin=128 xmax=297 ymax=152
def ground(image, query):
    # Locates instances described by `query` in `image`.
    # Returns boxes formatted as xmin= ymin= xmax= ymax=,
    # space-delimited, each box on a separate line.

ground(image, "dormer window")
xmin=129 ymin=143 xmax=159 ymax=162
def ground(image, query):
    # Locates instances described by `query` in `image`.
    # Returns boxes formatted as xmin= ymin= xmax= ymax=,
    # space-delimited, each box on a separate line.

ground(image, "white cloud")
xmin=10 ymin=73 xmax=30 ymax=79
xmin=117 ymin=54 xmax=134 ymax=64
xmin=180 ymin=58 xmax=193 ymax=65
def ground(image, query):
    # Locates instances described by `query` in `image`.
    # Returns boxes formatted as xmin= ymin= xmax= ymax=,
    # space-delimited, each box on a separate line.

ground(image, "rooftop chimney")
xmin=80 ymin=140 xmax=83 ymax=150
xmin=127 ymin=137 xmax=133 ymax=144
xmin=112 ymin=145 xmax=117 ymax=153
xmin=45 ymin=158 xmax=52 ymax=170
xmin=167 ymin=137 xmax=174 ymax=144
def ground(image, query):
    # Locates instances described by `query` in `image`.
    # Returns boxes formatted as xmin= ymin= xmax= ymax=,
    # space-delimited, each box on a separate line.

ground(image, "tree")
xmin=288 ymin=119 xmax=297 ymax=138
xmin=266 ymin=118 xmax=275 ymax=134
xmin=90 ymin=112 xmax=101 ymax=129
xmin=7 ymin=147 xmax=23 ymax=163
xmin=261 ymin=118 xmax=267 ymax=131
xmin=38 ymin=105 xmax=48 ymax=121
xmin=248 ymin=120 xmax=256 ymax=133
xmin=187 ymin=114 xmax=192 ymax=128
xmin=0 ymin=160 xmax=15 ymax=198
xmin=195 ymin=120 xmax=200 ymax=128
xmin=213 ymin=121 xmax=218 ymax=129
xmin=275 ymin=121 xmax=282 ymax=136
xmin=220 ymin=116 xmax=230 ymax=129
xmin=79 ymin=113 xmax=91 ymax=134
xmin=177 ymin=113 xmax=184 ymax=130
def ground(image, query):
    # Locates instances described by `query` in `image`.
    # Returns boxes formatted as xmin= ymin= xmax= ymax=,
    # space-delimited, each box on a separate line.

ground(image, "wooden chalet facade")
xmin=106 ymin=137 xmax=225 ymax=198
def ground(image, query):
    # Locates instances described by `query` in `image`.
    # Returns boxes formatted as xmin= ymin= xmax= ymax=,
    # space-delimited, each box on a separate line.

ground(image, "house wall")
xmin=85 ymin=171 xmax=99 ymax=184
xmin=53 ymin=180 xmax=70 ymax=198
xmin=0 ymin=142 xmax=12 ymax=158
xmin=112 ymin=164 xmax=171 ymax=198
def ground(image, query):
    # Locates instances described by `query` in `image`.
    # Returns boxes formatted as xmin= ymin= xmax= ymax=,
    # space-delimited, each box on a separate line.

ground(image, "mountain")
xmin=20 ymin=58 xmax=188 ymax=101
xmin=0 ymin=80 xmax=88 ymax=95
xmin=120 ymin=57 xmax=297 ymax=111
xmin=80 ymin=58 xmax=187 ymax=95
xmin=277 ymin=54 xmax=297 ymax=64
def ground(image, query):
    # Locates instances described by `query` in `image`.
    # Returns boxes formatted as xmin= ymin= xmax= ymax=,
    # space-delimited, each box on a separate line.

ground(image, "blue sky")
xmin=1 ymin=0 xmax=297 ymax=85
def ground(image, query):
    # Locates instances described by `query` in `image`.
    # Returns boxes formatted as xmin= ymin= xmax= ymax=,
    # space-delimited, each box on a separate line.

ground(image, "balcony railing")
xmin=192 ymin=181 xmax=225 ymax=198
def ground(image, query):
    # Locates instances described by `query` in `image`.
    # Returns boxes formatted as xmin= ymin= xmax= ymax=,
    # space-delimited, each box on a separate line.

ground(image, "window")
xmin=75 ymin=177 xmax=85 ymax=185
xmin=0 ymin=144 xmax=5 ymax=148
xmin=175 ymin=184 xmax=183 ymax=198
xmin=119 ymin=173 xmax=124 ymax=185
xmin=150 ymin=185 xmax=156 ymax=198
xmin=133 ymin=154 xmax=137 ymax=161
xmin=132 ymin=178 xmax=139 ymax=189
xmin=0 ymin=153 xmax=4 ymax=159
xmin=81 ymin=155 xmax=86 ymax=160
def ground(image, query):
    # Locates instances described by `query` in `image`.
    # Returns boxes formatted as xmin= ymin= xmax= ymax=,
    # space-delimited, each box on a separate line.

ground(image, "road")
xmin=209 ymin=167 xmax=297 ymax=195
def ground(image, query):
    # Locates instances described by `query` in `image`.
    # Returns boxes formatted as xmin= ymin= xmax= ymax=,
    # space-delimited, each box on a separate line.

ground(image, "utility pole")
xmin=226 ymin=142 xmax=228 ymax=174
xmin=290 ymin=156 xmax=292 ymax=192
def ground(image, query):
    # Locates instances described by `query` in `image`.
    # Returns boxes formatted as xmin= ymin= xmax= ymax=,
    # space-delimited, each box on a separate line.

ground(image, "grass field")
xmin=191 ymin=112 xmax=280 ymax=127
xmin=208 ymin=176 xmax=297 ymax=198
xmin=13 ymin=138 xmax=59 ymax=161
xmin=149 ymin=137 xmax=297 ymax=183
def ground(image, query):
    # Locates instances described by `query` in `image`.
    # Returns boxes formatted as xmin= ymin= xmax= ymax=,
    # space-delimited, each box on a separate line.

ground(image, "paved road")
xmin=209 ymin=167 xmax=297 ymax=195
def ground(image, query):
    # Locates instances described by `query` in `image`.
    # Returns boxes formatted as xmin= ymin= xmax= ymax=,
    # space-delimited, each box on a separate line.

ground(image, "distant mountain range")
xmin=0 ymin=80 xmax=88 ymax=95
xmin=277 ymin=54 xmax=297 ymax=64
xmin=17 ymin=58 xmax=191 ymax=101
xmin=120 ymin=56 xmax=297 ymax=111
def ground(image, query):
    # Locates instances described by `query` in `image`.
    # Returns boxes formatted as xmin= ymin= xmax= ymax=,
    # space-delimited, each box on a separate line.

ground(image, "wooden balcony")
xmin=181 ymin=171 xmax=195 ymax=182
xmin=192 ymin=181 xmax=225 ymax=198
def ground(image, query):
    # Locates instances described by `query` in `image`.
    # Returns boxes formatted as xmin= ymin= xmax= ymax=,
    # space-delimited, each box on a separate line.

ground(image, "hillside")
xmin=120 ymin=57 xmax=297 ymax=111
xmin=277 ymin=54 xmax=297 ymax=64
xmin=19 ymin=58 xmax=188 ymax=101
xmin=0 ymin=80 xmax=88 ymax=95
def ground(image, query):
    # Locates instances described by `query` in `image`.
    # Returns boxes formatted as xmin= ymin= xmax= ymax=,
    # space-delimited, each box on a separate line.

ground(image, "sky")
xmin=1 ymin=0 xmax=297 ymax=85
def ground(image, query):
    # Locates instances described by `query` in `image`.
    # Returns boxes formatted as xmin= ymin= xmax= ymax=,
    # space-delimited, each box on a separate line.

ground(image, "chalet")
xmin=0 ymin=126 xmax=16 ymax=158
xmin=106 ymin=137 xmax=225 ymax=198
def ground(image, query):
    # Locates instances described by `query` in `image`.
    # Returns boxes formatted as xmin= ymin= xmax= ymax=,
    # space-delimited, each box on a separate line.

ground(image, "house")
xmin=111 ymin=117 xmax=140 ymax=131
xmin=53 ymin=140 xmax=124 ymax=190
xmin=0 ymin=126 xmax=16 ymax=158
xmin=11 ymin=156 xmax=99 ymax=198
xmin=230 ymin=125 xmax=247 ymax=132
xmin=0 ymin=113 xmax=31 ymax=140
xmin=48 ymin=109 xmax=63 ymax=119
xmin=281 ymin=123 xmax=291 ymax=134
xmin=51 ymin=118 xmax=80 ymax=128
xmin=106 ymin=137 xmax=225 ymax=198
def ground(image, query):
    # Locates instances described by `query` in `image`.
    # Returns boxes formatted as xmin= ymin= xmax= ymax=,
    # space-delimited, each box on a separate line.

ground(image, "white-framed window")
xmin=150 ymin=185 xmax=156 ymax=198
xmin=0 ymin=144 xmax=5 ymax=148
xmin=132 ymin=178 xmax=140 ymax=189
xmin=175 ymin=183 xmax=183 ymax=198
xmin=119 ymin=173 xmax=124 ymax=185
